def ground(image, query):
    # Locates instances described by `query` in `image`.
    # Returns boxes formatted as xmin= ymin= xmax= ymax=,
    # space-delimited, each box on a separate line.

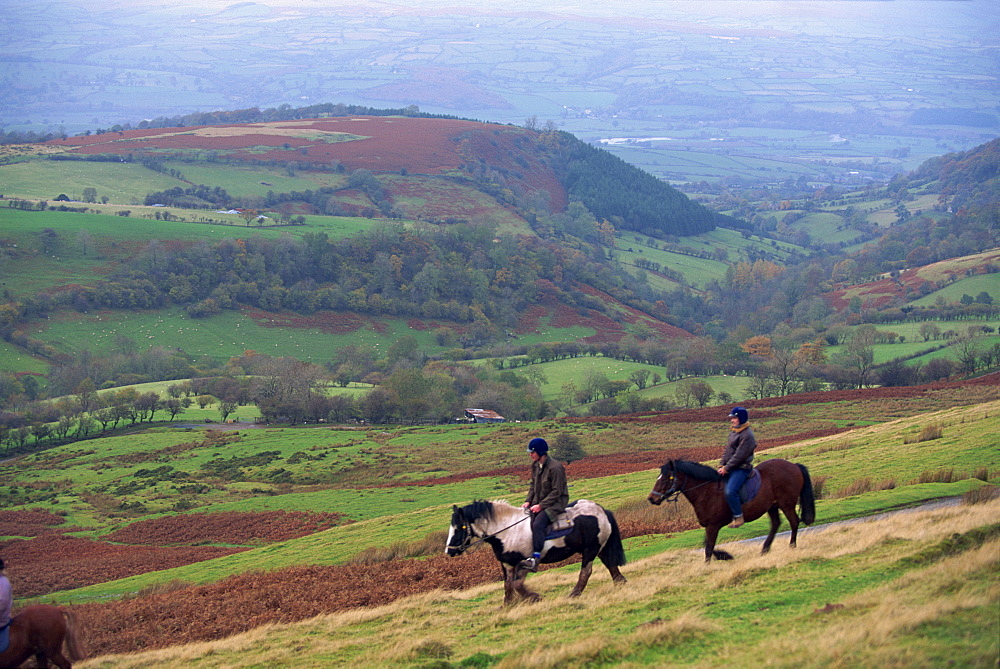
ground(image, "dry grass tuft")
xmin=962 ymin=485 xmax=1000 ymax=505
xmin=613 ymin=496 xmax=699 ymax=538
xmin=903 ymin=424 xmax=944 ymax=444
xmin=915 ymin=467 xmax=958 ymax=484
xmin=971 ymin=466 xmax=991 ymax=482
xmin=346 ymin=530 xmax=448 ymax=564
xmin=125 ymin=579 xmax=193 ymax=600
xmin=812 ymin=440 xmax=856 ymax=454
xmin=811 ymin=474 xmax=829 ymax=499
xmin=629 ymin=611 xmax=720 ymax=647
xmin=832 ymin=477 xmax=896 ymax=498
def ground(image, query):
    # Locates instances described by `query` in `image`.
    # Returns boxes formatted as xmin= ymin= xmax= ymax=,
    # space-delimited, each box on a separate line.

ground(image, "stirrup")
xmin=520 ymin=556 xmax=539 ymax=572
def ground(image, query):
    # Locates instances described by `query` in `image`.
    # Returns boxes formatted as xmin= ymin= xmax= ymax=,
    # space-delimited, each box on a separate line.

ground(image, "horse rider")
xmin=717 ymin=406 xmax=757 ymax=528
xmin=0 ymin=558 xmax=12 ymax=632
xmin=520 ymin=437 xmax=569 ymax=572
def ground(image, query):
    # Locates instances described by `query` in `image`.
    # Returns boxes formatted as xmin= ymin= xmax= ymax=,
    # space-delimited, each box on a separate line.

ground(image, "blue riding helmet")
xmin=728 ymin=406 xmax=748 ymax=424
xmin=527 ymin=437 xmax=549 ymax=455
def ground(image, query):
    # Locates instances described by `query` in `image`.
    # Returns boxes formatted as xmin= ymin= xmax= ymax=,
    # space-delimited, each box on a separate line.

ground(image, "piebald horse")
xmin=446 ymin=499 xmax=627 ymax=604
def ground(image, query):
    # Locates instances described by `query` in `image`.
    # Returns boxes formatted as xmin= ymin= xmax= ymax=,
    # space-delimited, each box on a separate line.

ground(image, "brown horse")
xmin=0 ymin=605 xmax=85 ymax=669
xmin=648 ymin=458 xmax=815 ymax=562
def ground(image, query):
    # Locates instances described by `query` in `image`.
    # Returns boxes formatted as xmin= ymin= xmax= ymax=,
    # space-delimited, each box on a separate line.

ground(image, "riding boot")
xmin=728 ymin=515 xmax=745 ymax=528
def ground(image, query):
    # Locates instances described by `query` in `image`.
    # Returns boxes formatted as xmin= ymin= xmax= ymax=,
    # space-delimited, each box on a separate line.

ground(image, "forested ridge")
xmin=554 ymin=132 xmax=732 ymax=237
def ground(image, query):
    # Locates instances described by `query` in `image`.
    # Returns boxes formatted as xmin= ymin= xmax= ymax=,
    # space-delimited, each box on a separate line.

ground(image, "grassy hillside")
xmin=3 ymin=393 xmax=993 ymax=666
xmin=77 ymin=499 xmax=1000 ymax=668
xmin=5 ymin=384 xmax=997 ymax=590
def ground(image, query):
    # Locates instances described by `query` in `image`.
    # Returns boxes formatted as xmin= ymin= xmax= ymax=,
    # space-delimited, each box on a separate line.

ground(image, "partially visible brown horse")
xmin=0 ymin=605 xmax=85 ymax=669
xmin=648 ymin=458 xmax=815 ymax=562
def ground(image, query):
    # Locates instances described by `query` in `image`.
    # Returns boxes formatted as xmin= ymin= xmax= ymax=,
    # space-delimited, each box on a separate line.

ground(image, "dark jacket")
xmin=526 ymin=456 xmax=569 ymax=520
xmin=720 ymin=423 xmax=757 ymax=471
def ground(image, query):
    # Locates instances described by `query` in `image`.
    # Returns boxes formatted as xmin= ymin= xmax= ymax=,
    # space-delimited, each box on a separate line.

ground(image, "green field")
xmin=613 ymin=227 xmax=806 ymax=291
xmin=498 ymin=356 xmax=751 ymax=408
xmin=32 ymin=305 xmax=446 ymax=364
xmin=913 ymin=274 xmax=1000 ymax=307
xmin=0 ymin=160 xmax=181 ymax=204
xmin=827 ymin=319 xmax=1000 ymax=367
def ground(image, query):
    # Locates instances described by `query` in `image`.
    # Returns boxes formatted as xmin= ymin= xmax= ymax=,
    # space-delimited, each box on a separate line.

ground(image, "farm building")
xmin=463 ymin=408 xmax=505 ymax=423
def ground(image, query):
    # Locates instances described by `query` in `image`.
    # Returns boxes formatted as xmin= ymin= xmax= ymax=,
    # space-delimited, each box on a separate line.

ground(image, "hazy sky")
xmin=3 ymin=0 xmax=996 ymax=178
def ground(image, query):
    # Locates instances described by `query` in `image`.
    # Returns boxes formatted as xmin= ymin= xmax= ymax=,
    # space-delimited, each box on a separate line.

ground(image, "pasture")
xmin=499 ymin=356 xmax=751 ymax=408
xmin=31 ymin=305 xmax=448 ymax=364
xmin=613 ymin=227 xmax=806 ymax=291
xmin=912 ymin=273 xmax=1000 ymax=306
xmin=825 ymin=318 xmax=1000 ymax=367
xmin=0 ymin=160 xmax=180 ymax=204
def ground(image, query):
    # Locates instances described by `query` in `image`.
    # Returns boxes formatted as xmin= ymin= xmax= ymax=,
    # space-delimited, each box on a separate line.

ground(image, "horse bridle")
xmin=649 ymin=465 xmax=715 ymax=503
xmin=649 ymin=468 xmax=683 ymax=504
xmin=451 ymin=514 xmax=531 ymax=555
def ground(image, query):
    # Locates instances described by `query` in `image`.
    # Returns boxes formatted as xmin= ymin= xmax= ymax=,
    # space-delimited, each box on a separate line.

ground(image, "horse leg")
xmin=600 ymin=556 xmax=627 ymax=584
xmin=501 ymin=564 xmax=516 ymax=606
xmin=569 ymin=558 xmax=595 ymax=598
xmin=782 ymin=503 xmax=801 ymax=548
xmin=761 ymin=505 xmax=780 ymax=554
xmin=34 ymin=649 xmax=56 ymax=669
xmin=41 ymin=648 xmax=72 ymax=669
xmin=704 ymin=525 xmax=720 ymax=562
xmin=512 ymin=562 xmax=541 ymax=603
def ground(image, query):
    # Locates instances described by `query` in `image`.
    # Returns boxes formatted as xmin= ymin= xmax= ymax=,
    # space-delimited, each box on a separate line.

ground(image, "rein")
xmin=456 ymin=513 xmax=531 ymax=554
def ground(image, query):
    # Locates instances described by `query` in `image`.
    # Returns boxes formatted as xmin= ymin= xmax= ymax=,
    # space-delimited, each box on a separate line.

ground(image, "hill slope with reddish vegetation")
xmin=46 ymin=116 xmax=568 ymax=211
xmin=824 ymin=248 xmax=1000 ymax=311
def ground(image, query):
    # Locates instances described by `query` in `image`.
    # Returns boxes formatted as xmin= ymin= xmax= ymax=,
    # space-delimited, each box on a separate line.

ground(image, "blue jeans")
xmin=724 ymin=468 xmax=750 ymax=518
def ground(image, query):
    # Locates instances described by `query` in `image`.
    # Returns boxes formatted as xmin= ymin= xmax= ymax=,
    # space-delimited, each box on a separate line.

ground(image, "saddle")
xmin=737 ymin=468 xmax=762 ymax=504
xmin=545 ymin=513 xmax=574 ymax=540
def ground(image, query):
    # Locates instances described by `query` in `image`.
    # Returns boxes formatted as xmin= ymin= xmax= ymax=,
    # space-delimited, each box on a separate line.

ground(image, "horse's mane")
xmin=461 ymin=499 xmax=496 ymax=523
xmin=460 ymin=499 xmax=522 ymax=524
xmin=672 ymin=459 xmax=721 ymax=481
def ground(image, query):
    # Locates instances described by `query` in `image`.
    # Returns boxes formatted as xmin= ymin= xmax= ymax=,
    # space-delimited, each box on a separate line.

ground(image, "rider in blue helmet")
xmin=520 ymin=437 xmax=569 ymax=572
xmin=717 ymin=407 xmax=757 ymax=528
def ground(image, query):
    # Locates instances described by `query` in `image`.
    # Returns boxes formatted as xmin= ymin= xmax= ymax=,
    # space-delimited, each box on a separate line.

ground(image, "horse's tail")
xmin=599 ymin=508 xmax=627 ymax=567
xmin=797 ymin=463 xmax=816 ymax=526
xmin=62 ymin=609 xmax=87 ymax=662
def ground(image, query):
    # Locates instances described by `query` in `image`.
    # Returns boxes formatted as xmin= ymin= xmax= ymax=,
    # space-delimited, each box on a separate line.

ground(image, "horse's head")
xmin=445 ymin=504 xmax=473 ymax=557
xmin=648 ymin=460 xmax=678 ymax=505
